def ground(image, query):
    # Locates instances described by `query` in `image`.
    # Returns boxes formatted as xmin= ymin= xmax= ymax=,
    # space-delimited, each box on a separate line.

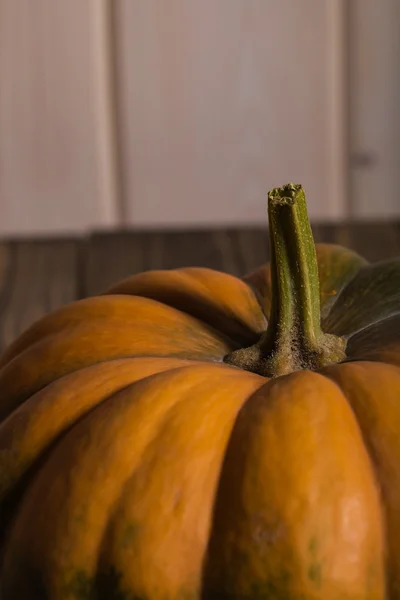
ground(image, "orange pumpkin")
xmin=1 ymin=183 xmax=400 ymax=599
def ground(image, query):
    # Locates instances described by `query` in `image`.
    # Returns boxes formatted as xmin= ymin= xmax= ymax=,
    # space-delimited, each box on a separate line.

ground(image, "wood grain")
xmin=0 ymin=240 xmax=80 ymax=352
xmin=114 ymin=0 xmax=346 ymax=226
xmin=83 ymin=229 xmax=269 ymax=296
xmin=330 ymin=222 xmax=400 ymax=262
xmin=0 ymin=0 xmax=120 ymax=236
xmin=348 ymin=0 xmax=400 ymax=218
xmin=1 ymin=224 xmax=400 ymax=353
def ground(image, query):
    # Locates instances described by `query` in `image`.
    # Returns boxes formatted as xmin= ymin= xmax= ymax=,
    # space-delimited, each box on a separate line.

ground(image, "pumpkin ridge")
xmin=0 ymin=357 xmax=201 ymax=503
xmin=105 ymin=267 xmax=266 ymax=348
xmin=0 ymin=367 xmax=200 ymax=598
xmin=95 ymin=365 xmax=263 ymax=599
xmin=319 ymin=365 xmax=387 ymax=478
xmin=0 ymin=313 xmax=234 ymax=422
xmin=95 ymin=366 xmax=210 ymax=579
xmin=0 ymin=363 xmax=262 ymax=599
xmin=0 ymin=359 xmax=195 ymax=554
xmin=0 ymin=294 xmax=238 ymax=371
xmin=202 ymin=370 xmax=386 ymax=598
xmin=175 ymin=269 xmax=266 ymax=343
xmin=93 ymin=385 xmax=200 ymax=594
xmin=322 ymin=360 xmax=400 ymax=597
xmin=314 ymin=367 xmax=376 ymax=451
xmin=0 ymin=384 xmax=121 ymax=568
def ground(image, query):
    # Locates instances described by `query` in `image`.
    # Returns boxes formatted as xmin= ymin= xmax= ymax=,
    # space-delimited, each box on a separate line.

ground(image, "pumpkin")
xmin=0 ymin=183 xmax=400 ymax=600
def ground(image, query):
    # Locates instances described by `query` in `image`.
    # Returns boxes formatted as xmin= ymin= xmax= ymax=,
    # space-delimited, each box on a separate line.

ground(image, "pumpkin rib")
xmin=0 ymin=364 xmax=263 ymax=599
xmin=104 ymin=267 xmax=267 ymax=347
xmin=0 ymin=368 xmax=153 ymax=567
xmin=0 ymin=313 xmax=233 ymax=423
xmin=203 ymin=370 xmax=386 ymax=599
xmin=322 ymin=360 xmax=400 ymax=598
xmin=94 ymin=365 xmax=264 ymax=599
xmin=0 ymin=372 xmax=184 ymax=599
xmin=0 ymin=294 xmax=239 ymax=371
xmin=0 ymin=357 xmax=200 ymax=504
xmin=0 ymin=367 xmax=199 ymax=597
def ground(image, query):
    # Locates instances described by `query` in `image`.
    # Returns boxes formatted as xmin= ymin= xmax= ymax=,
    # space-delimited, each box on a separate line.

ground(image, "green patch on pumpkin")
xmin=247 ymin=575 xmax=296 ymax=600
xmin=120 ymin=522 xmax=140 ymax=547
xmin=97 ymin=566 xmax=136 ymax=600
xmin=307 ymin=536 xmax=322 ymax=587
xmin=308 ymin=562 xmax=322 ymax=587
xmin=204 ymin=570 xmax=296 ymax=600
xmin=62 ymin=570 xmax=94 ymax=599
xmin=64 ymin=566 xmax=197 ymax=600
xmin=307 ymin=536 xmax=318 ymax=556
xmin=61 ymin=568 xmax=142 ymax=600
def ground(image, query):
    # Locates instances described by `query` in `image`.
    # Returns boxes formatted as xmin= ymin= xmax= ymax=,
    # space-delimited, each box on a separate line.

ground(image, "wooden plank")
xmin=0 ymin=240 xmax=80 ymax=353
xmin=0 ymin=0 xmax=120 ymax=236
xmin=330 ymin=222 xmax=400 ymax=263
xmin=2 ymin=223 xmax=397 ymax=356
xmin=311 ymin=223 xmax=338 ymax=245
xmin=114 ymin=0 xmax=346 ymax=227
xmin=83 ymin=228 xmax=269 ymax=297
xmin=86 ymin=222 xmax=400 ymax=298
xmin=312 ymin=222 xmax=400 ymax=263
xmin=348 ymin=0 xmax=400 ymax=219
xmin=220 ymin=230 xmax=269 ymax=276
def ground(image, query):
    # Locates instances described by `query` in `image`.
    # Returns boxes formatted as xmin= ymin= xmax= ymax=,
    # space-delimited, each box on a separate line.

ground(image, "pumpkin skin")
xmin=0 ymin=242 xmax=400 ymax=599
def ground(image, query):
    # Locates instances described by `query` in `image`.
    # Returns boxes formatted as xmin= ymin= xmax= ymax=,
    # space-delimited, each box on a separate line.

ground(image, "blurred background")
xmin=1 ymin=0 xmax=400 ymax=352
xmin=1 ymin=0 xmax=399 ymax=237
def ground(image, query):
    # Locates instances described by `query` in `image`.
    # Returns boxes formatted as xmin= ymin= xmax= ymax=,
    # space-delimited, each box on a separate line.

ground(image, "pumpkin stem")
xmin=224 ymin=183 xmax=346 ymax=377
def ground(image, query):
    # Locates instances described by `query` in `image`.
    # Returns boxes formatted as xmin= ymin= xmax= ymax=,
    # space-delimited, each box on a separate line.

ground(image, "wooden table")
xmin=1 ymin=222 xmax=400 ymax=353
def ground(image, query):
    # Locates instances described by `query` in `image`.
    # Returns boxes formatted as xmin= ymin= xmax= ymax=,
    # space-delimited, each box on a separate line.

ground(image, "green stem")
xmin=224 ymin=183 xmax=346 ymax=378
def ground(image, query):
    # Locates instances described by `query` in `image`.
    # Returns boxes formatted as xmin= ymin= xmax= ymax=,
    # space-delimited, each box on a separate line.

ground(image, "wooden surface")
xmin=1 ymin=223 xmax=400 ymax=353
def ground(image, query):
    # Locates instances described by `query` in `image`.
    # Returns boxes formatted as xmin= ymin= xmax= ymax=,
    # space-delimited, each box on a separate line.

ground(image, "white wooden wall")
xmin=0 ymin=0 xmax=397 ymax=235
xmin=114 ymin=0 xmax=346 ymax=227
xmin=0 ymin=0 xmax=120 ymax=236
xmin=348 ymin=0 xmax=400 ymax=219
